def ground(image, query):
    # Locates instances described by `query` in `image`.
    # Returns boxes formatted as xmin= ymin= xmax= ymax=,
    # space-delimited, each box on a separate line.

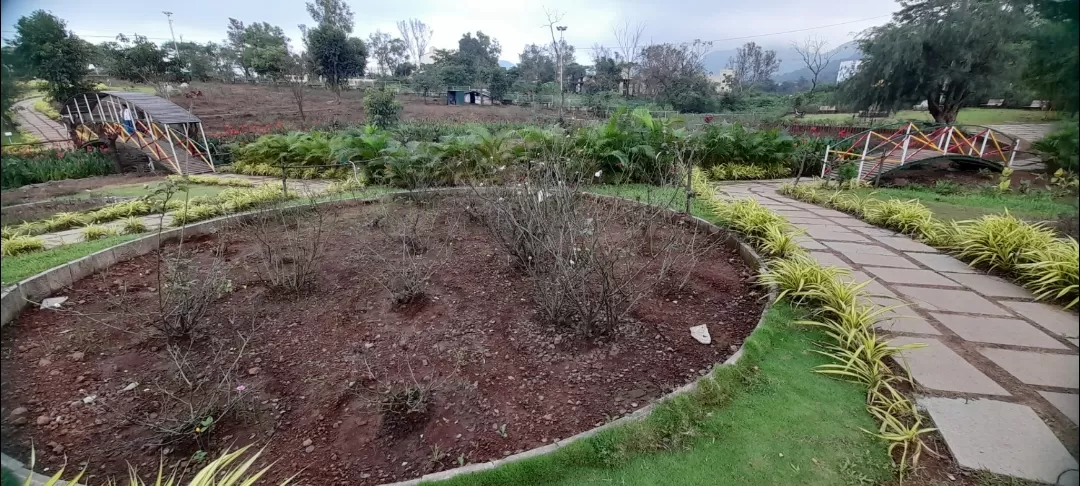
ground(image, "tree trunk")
xmin=107 ymin=135 xmax=123 ymax=174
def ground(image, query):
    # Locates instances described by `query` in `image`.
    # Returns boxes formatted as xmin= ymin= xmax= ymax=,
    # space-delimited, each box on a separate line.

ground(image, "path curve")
xmin=717 ymin=181 xmax=1079 ymax=485
xmin=13 ymin=98 xmax=72 ymax=149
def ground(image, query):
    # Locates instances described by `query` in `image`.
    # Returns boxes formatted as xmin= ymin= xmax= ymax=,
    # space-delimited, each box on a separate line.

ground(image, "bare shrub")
xmin=239 ymin=200 xmax=329 ymax=294
xmin=351 ymin=348 xmax=450 ymax=436
xmin=155 ymin=248 xmax=232 ymax=338
xmin=364 ymin=201 xmax=453 ymax=306
xmin=133 ymin=329 xmax=256 ymax=451
xmin=476 ymin=164 xmax=705 ymax=336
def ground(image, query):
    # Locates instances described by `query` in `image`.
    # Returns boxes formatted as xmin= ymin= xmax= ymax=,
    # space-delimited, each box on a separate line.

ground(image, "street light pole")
xmin=556 ymin=25 xmax=567 ymax=120
xmin=163 ymin=12 xmax=181 ymax=64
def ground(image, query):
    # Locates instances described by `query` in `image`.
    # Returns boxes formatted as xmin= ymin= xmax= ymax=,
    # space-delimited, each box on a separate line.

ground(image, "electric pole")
xmin=163 ymin=12 xmax=181 ymax=64
xmin=557 ymin=25 xmax=567 ymax=120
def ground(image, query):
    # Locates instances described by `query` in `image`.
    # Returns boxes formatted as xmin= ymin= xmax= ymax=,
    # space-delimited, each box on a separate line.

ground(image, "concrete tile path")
xmin=716 ymin=181 xmax=1079 ymax=484
xmin=36 ymin=175 xmax=333 ymax=249
xmin=13 ymin=98 xmax=72 ymax=149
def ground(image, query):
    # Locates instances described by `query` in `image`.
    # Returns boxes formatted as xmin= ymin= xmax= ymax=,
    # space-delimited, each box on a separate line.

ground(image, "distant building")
xmin=836 ymin=60 xmax=862 ymax=83
xmin=709 ymin=69 xmax=735 ymax=93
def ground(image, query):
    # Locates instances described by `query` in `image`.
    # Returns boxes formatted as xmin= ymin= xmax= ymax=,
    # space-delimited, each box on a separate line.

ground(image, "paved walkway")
xmin=36 ymin=175 xmax=333 ymax=249
xmin=717 ymin=181 xmax=1079 ymax=485
xmin=13 ymin=98 xmax=72 ymax=149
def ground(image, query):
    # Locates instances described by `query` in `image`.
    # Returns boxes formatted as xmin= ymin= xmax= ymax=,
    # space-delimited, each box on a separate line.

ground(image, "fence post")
xmin=281 ymin=165 xmax=288 ymax=197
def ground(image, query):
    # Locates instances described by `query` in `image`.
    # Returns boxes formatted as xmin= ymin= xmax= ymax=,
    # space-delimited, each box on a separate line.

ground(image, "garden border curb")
xmin=0 ymin=189 xmax=776 ymax=486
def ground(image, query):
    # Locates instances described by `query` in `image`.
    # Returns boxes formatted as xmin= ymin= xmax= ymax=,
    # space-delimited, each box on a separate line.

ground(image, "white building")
xmin=709 ymin=69 xmax=735 ymax=93
xmin=836 ymin=60 xmax=862 ymax=83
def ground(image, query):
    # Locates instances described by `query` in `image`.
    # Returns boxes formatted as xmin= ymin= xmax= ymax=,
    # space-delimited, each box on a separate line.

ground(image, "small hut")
xmin=446 ymin=88 xmax=492 ymax=106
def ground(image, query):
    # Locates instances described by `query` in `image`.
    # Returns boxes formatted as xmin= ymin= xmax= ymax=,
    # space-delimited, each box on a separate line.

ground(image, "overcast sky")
xmin=2 ymin=0 xmax=899 ymax=64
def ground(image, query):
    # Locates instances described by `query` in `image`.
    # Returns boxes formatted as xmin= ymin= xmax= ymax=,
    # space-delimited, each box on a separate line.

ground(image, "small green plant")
xmin=1049 ymin=168 xmax=1079 ymax=196
xmin=363 ymin=89 xmax=403 ymax=129
xmin=121 ymin=217 xmax=148 ymax=234
xmin=1 ymin=235 xmax=46 ymax=256
xmin=836 ymin=162 xmax=859 ymax=185
xmin=996 ymin=167 xmax=1013 ymax=193
xmin=81 ymin=224 xmax=118 ymax=241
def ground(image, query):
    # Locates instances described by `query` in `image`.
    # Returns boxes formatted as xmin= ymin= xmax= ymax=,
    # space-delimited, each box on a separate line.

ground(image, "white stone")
xmin=40 ymin=296 xmax=68 ymax=309
xmin=689 ymin=325 xmax=711 ymax=344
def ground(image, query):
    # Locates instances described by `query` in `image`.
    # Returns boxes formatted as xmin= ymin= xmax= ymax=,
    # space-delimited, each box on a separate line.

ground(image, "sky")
xmin=1 ymin=0 xmax=900 ymax=65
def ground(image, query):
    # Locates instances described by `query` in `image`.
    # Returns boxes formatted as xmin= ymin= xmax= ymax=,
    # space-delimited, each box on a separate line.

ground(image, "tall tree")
xmin=1024 ymin=0 xmax=1079 ymax=113
xmin=306 ymin=0 xmax=354 ymax=33
xmin=791 ymin=35 xmax=836 ymax=95
xmin=515 ymin=44 xmax=556 ymax=94
xmin=429 ymin=31 xmax=501 ymax=88
xmin=226 ymin=18 xmax=250 ymax=78
xmin=368 ymin=31 xmax=410 ymax=77
xmin=726 ymin=42 xmax=780 ymax=93
xmin=396 ymin=18 xmax=433 ymax=67
xmin=9 ymin=10 xmax=92 ymax=102
xmin=98 ymin=34 xmax=182 ymax=85
xmin=240 ymin=22 xmax=291 ymax=79
xmin=844 ymin=0 xmax=1021 ymax=123
xmin=637 ymin=40 xmax=714 ymax=111
xmin=306 ymin=25 xmax=367 ymax=101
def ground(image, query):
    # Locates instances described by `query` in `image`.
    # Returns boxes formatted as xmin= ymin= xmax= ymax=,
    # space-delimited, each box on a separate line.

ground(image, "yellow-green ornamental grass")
xmin=779 ymin=181 xmax=1079 ymax=309
xmin=707 ymin=193 xmax=934 ymax=479
xmin=1 ymin=235 xmax=46 ymax=256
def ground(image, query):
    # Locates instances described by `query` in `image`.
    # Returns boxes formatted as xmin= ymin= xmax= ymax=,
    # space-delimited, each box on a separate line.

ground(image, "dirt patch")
xmin=175 ymin=83 xmax=560 ymax=133
xmin=1 ymin=173 xmax=164 ymax=208
xmin=0 ymin=196 xmax=765 ymax=485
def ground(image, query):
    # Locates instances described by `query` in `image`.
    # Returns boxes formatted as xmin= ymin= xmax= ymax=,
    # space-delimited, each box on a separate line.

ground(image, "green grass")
xmin=431 ymin=185 xmax=891 ymax=486
xmin=843 ymin=186 xmax=1078 ymax=222
xmin=435 ymin=303 xmax=890 ymax=486
xmin=796 ymin=108 xmax=1062 ymax=126
xmin=1 ymin=234 xmax=139 ymax=285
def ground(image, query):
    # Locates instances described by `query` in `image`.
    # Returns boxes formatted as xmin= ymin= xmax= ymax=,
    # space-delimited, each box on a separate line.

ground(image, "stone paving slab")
xmin=979 ymin=348 xmax=1080 ymax=388
xmin=850 ymin=226 xmax=902 ymax=238
xmin=846 ymin=271 xmax=896 ymax=297
xmin=804 ymin=228 xmax=870 ymax=242
xmin=864 ymin=267 xmax=963 ymax=287
xmin=889 ymin=337 xmax=1009 ymax=395
xmin=919 ymin=397 xmax=1079 ymax=485
xmin=872 ymin=236 xmax=938 ymax=253
xmin=1038 ymin=391 xmax=1080 ymax=425
xmin=872 ymin=297 xmax=941 ymax=335
xmin=894 ymin=286 xmax=1011 ymax=315
xmin=792 ymin=237 xmax=826 ymax=250
xmin=786 ymin=216 xmax=831 ymax=225
xmin=931 ymin=313 xmax=1067 ymax=349
xmin=904 ymin=252 xmax=979 ymax=274
xmin=807 ymin=251 xmax=853 ymax=269
xmin=806 ymin=208 xmax=851 ymax=218
xmin=821 ymin=241 xmax=898 ymax=256
xmin=843 ymin=252 xmax=919 ymax=268
xmin=999 ymin=301 xmax=1080 ymax=341
xmin=943 ymin=273 xmax=1036 ymax=299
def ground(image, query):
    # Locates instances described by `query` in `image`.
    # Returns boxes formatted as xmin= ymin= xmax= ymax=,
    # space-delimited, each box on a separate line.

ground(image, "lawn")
xmin=843 ymin=186 xmax=1078 ymax=222
xmin=430 ymin=185 xmax=892 ymax=486
xmin=797 ymin=108 xmax=1062 ymax=126
xmin=1 ymin=234 xmax=139 ymax=285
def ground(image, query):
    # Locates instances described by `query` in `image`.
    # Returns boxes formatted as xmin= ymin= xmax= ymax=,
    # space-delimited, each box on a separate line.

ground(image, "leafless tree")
xmin=238 ymin=199 xmax=329 ymax=295
xmin=286 ymin=53 xmax=307 ymax=121
xmin=792 ymin=35 xmax=836 ymax=95
xmin=543 ymin=8 xmax=567 ymax=119
xmin=613 ymin=21 xmax=645 ymax=95
xmin=397 ymin=18 xmax=433 ymax=67
xmin=637 ymin=40 xmax=712 ymax=97
xmin=726 ymin=42 xmax=780 ymax=93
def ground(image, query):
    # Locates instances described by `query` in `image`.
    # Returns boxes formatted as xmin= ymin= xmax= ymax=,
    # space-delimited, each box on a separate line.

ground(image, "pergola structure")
xmin=60 ymin=91 xmax=215 ymax=174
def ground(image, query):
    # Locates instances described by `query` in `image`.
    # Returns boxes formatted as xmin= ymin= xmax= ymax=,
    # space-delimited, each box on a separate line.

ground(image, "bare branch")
xmin=792 ymin=35 xmax=836 ymax=95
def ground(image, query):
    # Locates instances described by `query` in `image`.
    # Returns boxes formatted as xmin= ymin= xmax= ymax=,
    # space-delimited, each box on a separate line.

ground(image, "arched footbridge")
xmin=60 ymin=91 xmax=214 ymax=175
xmin=821 ymin=122 xmax=1023 ymax=182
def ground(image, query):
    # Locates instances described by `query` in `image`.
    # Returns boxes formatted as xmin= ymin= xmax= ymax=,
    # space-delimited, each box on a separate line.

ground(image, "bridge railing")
xmin=821 ymin=122 xmax=1020 ymax=180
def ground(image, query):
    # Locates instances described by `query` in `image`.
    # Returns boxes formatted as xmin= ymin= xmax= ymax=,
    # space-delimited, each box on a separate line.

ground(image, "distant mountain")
xmin=701 ymin=41 xmax=861 ymax=82
xmin=498 ymin=60 xmax=515 ymax=69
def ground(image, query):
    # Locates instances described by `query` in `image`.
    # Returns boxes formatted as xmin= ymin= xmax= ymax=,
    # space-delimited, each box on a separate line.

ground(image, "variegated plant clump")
xmin=708 ymin=194 xmax=935 ymax=479
xmin=778 ymin=181 xmax=1078 ymax=309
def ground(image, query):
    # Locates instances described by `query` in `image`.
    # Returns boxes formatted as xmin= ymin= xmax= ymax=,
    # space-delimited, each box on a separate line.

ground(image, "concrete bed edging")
xmin=1 ymin=189 xmax=776 ymax=486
